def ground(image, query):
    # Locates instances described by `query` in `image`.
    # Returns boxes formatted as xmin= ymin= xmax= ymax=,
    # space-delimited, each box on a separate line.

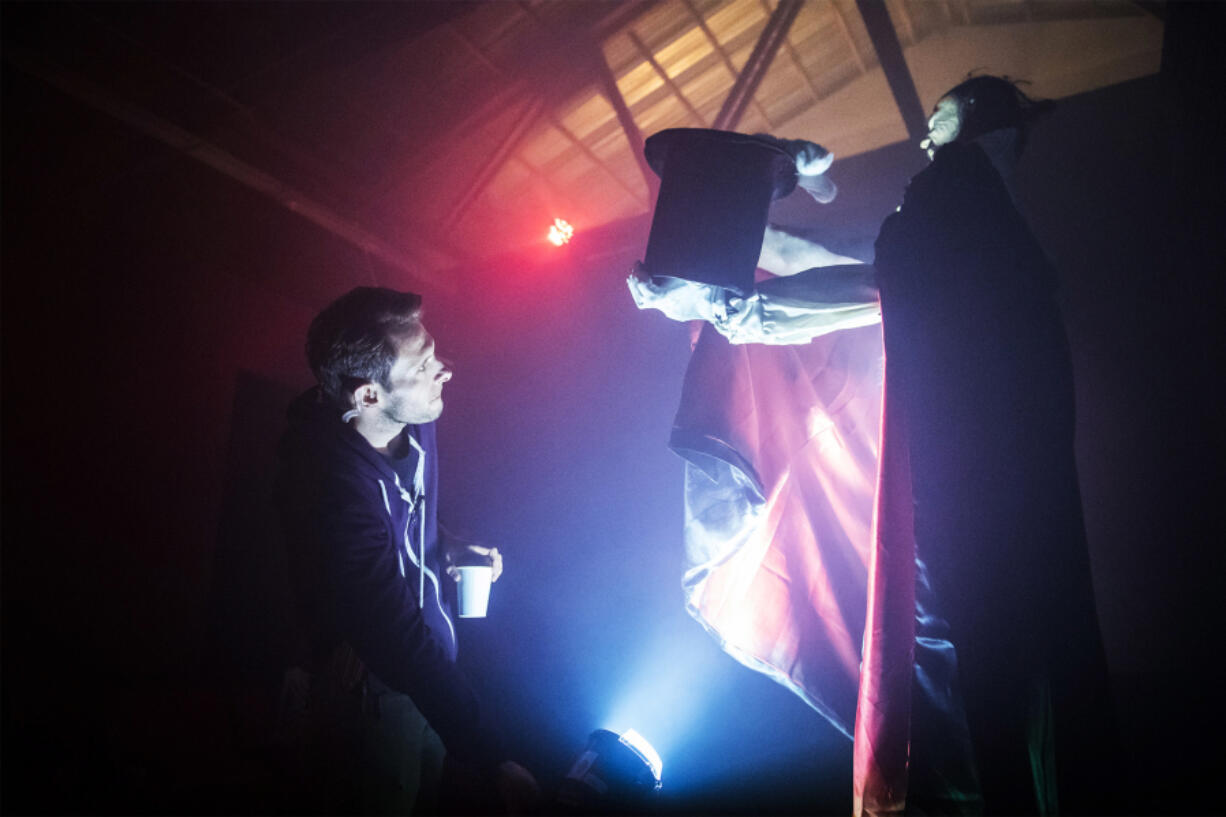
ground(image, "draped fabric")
xmin=850 ymin=347 xmax=916 ymax=817
xmin=669 ymin=315 xmax=975 ymax=816
xmin=670 ymin=321 xmax=884 ymax=736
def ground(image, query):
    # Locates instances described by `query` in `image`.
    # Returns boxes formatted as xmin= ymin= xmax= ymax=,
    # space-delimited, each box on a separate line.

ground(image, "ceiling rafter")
xmin=510 ymin=4 xmax=655 ymax=202
xmin=442 ymin=97 xmax=547 ymax=230
xmin=446 ymin=20 xmax=504 ymax=75
xmin=510 ymin=153 xmax=575 ymax=212
xmin=626 ymin=29 xmax=709 ymax=127
xmin=831 ymin=1 xmax=870 ymax=74
xmin=366 ymin=82 xmax=533 ymax=203
xmin=441 ymin=18 xmax=646 ymax=216
xmin=759 ymin=0 xmax=824 ymax=104
xmin=592 ymin=47 xmax=657 ymax=196
xmin=680 ymin=0 xmax=776 ymax=128
xmin=714 ymin=0 xmax=803 ymax=131
xmin=593 ymin=0 xmax=663 ymax=41
xmin=545 ymin=114 xmax=650 ymax=206
xmin=890 ymin=0 xmax=918 ymax=45
xmin=855 ymin=0 xmax=928 ymax=141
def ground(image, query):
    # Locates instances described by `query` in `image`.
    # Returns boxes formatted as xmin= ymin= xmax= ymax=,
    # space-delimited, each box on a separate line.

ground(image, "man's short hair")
xmin=306 ymin=287 xmax=424 ymax=406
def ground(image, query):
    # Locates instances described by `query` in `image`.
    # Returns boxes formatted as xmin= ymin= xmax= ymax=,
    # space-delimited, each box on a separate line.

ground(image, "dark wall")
xmin=1 ymin=56 xmax=347 ymax=812
xmin=4 ymin=8 xmax=1223 ymax=814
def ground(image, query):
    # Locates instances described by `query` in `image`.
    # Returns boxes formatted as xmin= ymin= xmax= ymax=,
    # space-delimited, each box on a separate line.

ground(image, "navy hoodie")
xmin=277 ymin=387 xmax=502 ymax=771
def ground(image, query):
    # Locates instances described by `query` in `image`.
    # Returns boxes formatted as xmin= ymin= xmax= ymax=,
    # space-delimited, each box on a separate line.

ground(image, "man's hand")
xmin=627 ymin=261 xmax=727 ymax=324
xmin=759 ymin=225 xmax=864 ymax=276
xmin=443 ymin=535 xmax=504 ymax=583
xmin=496 ymin=760 xmax=541 ymax=814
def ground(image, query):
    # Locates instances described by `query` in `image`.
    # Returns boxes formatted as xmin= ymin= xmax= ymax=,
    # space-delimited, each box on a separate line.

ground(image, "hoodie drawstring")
xmin=378 ymin=434 xmax=456 ymax=650
xmin=405 ymin=434 xmax=428 ymax=608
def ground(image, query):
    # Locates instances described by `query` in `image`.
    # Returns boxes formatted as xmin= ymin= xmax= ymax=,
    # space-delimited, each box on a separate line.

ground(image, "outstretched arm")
xmin=717 ymin=263 xmax=879 ymax=345
xmin=758 ymin=224 xmax=864 ymax=276
xmin=628 ymin=261 xmax=878 ymax=345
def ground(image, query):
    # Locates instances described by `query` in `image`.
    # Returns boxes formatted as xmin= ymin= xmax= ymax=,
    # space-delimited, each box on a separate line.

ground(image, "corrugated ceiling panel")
xmin=559 ymin=90 xmax=617 ymax=142
xmin=496 ymin=156 xmax=540 ymax=197
xmin=637 ymin=92 xmax=697 ymax=136
xmin=654 ymin=25 xmax=716 ymax=78
xmin=706 ymin=0 xmax=769 ymax=58
xmin=519 ymin=124 xmax=574 ymax=170
xmin=614 ymin=56 xmax=667 ymax=107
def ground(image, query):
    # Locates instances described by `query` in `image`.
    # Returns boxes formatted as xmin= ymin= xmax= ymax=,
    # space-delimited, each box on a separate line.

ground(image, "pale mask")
xmin=921 ymin=96 xmax=962 ymax=159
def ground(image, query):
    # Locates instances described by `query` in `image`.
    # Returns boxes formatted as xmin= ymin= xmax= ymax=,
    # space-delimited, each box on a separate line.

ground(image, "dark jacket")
xmin=277 ymin=387 xmax=502 ymax=771
xmin=874 ymin=139 xmax=1115 ymax=812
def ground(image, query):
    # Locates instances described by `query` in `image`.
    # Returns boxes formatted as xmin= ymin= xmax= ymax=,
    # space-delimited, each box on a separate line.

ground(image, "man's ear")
xmin=352 ymin=383 xmax=380 ymax=410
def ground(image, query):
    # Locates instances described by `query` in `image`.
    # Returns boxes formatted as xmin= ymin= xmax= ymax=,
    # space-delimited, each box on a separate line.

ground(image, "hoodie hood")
xmin=281 ymin=387 xmax=401 ymax=485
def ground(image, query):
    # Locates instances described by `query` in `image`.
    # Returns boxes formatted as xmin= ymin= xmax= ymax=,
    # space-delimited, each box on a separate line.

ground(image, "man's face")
xmin=377 ymin=328 xmax=452 ymax=425
xmin=922 ymin=95 xmax=962 ymax=159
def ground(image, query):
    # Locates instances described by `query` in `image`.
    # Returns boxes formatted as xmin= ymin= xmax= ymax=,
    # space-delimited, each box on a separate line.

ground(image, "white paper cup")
xmin=456 ymin=565 xmax=493 ymax=618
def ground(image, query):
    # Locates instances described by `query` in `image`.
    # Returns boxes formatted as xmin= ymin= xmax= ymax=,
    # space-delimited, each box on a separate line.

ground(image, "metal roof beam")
xmin=682 ymin=0 xmax=776 ymax=128
xmin=442 ymin=97 xmax=546 ymax=230
xmin=854 ymin=0 xmax=928 ymax=141
xmin=592 ymin=49 xmax=658 ymax=197
xmin=509 ymin=8 xmax=654 ymax=204
xmin=444 ymin=19 xmax=648 ymax=211
xmin=832 ymin=1 xmax=869 ymax=74
xmin=546 ymin=115 xmax=649 ymax=206
xmin=891 ymin=0 xmax=917 ymax=44
xmin=760 ymin=0 xmax=824 ymax=103
xmin=713 ymin=0 xmax=803 ymax=131
xmin=510 ymin=155 xmax=583 ymax=217
xmin=626 ymin=29 xmax=709 ymax=127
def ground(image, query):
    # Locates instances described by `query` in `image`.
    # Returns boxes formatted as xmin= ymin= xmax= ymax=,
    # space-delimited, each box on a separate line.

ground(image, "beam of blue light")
xmin=600 ymin=618 xmax=730 ymax=764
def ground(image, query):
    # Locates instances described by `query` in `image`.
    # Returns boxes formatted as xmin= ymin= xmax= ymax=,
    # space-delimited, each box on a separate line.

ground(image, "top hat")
xmin=642 ymin=128 xmax=798 ymax=296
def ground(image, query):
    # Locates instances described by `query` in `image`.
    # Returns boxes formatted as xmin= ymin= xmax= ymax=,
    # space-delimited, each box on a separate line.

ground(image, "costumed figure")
xmin=630 ymin=75 xmax=1117 ymax=816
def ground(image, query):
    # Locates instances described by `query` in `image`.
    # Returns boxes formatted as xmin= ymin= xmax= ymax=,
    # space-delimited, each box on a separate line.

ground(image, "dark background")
xmin=3 ymin=3 xmax=1223 ymax=814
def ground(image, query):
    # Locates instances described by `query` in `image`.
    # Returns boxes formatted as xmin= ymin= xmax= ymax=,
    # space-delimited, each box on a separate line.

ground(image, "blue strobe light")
xmin=556 ymin=728 xmax=662 ymax=813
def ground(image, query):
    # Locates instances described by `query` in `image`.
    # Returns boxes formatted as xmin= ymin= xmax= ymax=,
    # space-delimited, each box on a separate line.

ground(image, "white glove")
xmin=790 ymin=140 xmax=837 ymax=204
xmin=753 ymin=134 xmax=838 ymax=204
xmin=790 ymin=140 xmax=834 ymax=176
xmin=627 ymin=262 xmax=727 ymax=324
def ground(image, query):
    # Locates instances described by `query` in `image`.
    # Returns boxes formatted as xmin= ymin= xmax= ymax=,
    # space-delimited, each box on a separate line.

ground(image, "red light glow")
xmin=548 ymin=218 xmax=574 ymax=246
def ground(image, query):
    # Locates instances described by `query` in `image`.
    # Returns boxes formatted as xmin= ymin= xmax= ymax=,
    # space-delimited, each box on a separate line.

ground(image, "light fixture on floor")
xmin=555 ymin=728 xmax=662 ymax=813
